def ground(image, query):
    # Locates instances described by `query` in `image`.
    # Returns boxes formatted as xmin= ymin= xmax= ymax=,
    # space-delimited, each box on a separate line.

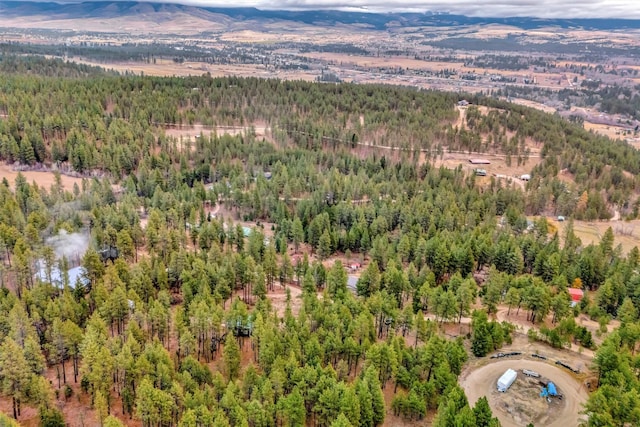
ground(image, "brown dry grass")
xmin=0 ymin=163 xmax=84 ymax=191
xmin=432 ymin=152 xmax=541 ymax=183
xmin=583 ymin=121 xmax=633 ymax=140
xmin=70 ymin=56 xmax=317 ymax=81
xmin=163 ymin=123 xmax=273 ymax=150
xmin=267 ymin=284 xmax=304 ymax=318
xmin=548 ymin=217 xmax=640 ymax=255
xmin=0 ymin=363 xmax=140 ymax=427
xmin=508 ymin=98 xmax=556 ymax=114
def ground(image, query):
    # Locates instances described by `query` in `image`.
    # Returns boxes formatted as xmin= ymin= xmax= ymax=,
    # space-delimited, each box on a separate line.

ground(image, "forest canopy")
xmin=0 ymin=55 xmax=637 ymax=426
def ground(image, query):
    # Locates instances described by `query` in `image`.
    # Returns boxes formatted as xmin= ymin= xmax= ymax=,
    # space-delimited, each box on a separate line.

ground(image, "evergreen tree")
xmin=473 ymin=396 xmax=501 ymax=427
xmin=223 ymin=333 xmax=241 ymax=381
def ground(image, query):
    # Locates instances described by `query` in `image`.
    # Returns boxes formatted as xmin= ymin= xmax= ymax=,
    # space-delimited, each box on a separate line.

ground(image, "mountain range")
xmin=1 ymin=0 xmax=640 ymax=33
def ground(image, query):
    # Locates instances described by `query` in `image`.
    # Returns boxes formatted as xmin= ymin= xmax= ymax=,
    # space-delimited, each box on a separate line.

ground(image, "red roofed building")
xmin=568 ymin=288 xmax=584 ymax=307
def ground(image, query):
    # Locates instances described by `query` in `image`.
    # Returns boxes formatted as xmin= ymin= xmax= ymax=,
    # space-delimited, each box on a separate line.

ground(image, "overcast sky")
xmin=107 ymin=0 xmax=640 ymax=19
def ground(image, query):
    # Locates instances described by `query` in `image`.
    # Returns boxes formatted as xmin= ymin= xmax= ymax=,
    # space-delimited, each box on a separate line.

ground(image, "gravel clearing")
xmin=461 ymin=359 xmax=589 ymax=427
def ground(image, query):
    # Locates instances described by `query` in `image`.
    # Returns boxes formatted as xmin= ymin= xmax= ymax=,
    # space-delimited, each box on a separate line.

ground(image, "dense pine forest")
xmin=0 ymin=54 xmax=639 ymax=426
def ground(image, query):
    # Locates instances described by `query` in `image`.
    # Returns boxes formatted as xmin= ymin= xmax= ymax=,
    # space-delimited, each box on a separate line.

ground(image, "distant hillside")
xmin=1 ymin=1 xmax=640 ymax=32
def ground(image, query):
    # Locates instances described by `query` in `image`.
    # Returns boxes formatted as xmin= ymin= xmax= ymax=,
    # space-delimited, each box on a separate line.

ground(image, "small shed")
xmin=497 ymin=369 xmax=517 ymax=392
xmin=568 ymin=288 xmax=584 ymax=307
xmin=35 ymin=264 xmax=89 ymax=289
xmin=347 ymin=276 xmax=359 ymax=292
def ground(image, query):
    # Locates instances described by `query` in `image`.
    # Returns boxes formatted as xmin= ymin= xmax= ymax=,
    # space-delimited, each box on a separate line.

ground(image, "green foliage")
xmin=39 ymin=406 xmax=65 ymax=427
xmin=582 ymin=326 xmax=640 ymax=425
xmin=222 ymin=333 xmax=241 ymax=381
xmin=1 ymin=57 xmax=639 ymax=427
xmin=0 ymin=412 xmax=20 ymax=426
xmin=471 ymin=310 xmax=512 ymax=357
xmin=103 ymin=416 xmax=126 ymax=427
xmin=473 ymin=396 xmax=501 ymax=427
xmin=434 ymin=387 xmax=501 ymax=427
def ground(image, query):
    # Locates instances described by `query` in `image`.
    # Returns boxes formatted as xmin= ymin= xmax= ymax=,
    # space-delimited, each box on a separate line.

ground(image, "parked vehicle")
xmin=555 ymin=360 xmax=580 ymax=374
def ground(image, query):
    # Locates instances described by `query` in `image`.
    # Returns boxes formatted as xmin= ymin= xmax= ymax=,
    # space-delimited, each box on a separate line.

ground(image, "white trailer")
xmin=523 ymin=369 xmax=540 ymax=378
xmin=497 ymin=369 xmax=517 ymax=392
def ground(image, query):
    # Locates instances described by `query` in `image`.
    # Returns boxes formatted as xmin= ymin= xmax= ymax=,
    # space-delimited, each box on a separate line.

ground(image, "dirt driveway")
xmin=461 ymin=358 xmax=588 ymax=427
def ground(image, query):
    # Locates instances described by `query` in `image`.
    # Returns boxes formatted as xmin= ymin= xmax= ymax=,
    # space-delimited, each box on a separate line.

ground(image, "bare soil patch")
xmin=163 ymin=123 xmax=273 ymax=150
xmin=432 ymin=151 xmax=541 ymax=183
xmin=583 ymin=120 xmax=631 ymax=140
xmin=0 ymin=362 xmax=139 ymax=427
xmin=461 ymin=353 xmax=589 ymax=427
xmin=267 ymin=284 xmax=304 ymax=318
xmin=508 ymin=98 xmax=557 ymax=114
xmin=0 ymin=163 xmax=84 ymax=191
xmin=71 ymin=57 xmax=317 ymax=82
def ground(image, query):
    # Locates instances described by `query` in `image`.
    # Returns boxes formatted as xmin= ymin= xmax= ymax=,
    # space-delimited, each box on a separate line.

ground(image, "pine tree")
xmin=355 ymin=378 xmax=373 ymax=427
xmin=19 ymin=135 xmax=36 ymax=165
xmin=223 ymin=333 xmax=241 ymax=381
xmin=291 ymin=217 xmax=304 ymax=253
xmin=364 ymin=367 xmax=385 ymax=426
xmin=0 ymin=338 xmax=33 ymax=419
xmin=471 ymin=311 xmax=492 ymax=357
xmin=38 ymin=406 xmax=66 ymax=427
xmin=327 ymin=260 xmax=347 ymax=300
xmin=331 ymin=413 xmax=354 ymax=427
xmin=473 ymin=396 xmax=500 ymax=427
xmin=618 ymin=297 xmax=637 ymax=324
xmin=318 ymin=230 xmax=332 ymax=260
xmin=103 ymin=416 xmax=126 ymax=427
xmin=433 ymin=386 xmax=468 ymax=427
xmin=94 ymin=390 xmax=109 ymax=426
xmin=278 ymin=388 xmax=306 ymax=426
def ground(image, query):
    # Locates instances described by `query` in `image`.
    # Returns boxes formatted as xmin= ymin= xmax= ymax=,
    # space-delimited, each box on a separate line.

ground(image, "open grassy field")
xmin=583 ymin=121 xmax=631 ymax=140
xmin=548 ymin=217 xmax=640 ymax=254
xmin=0 ymin=163 xmax=84 ymax=191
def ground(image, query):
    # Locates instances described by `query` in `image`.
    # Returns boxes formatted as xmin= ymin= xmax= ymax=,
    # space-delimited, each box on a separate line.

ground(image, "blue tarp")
xmin=541 ymin=382 xmax=558 ymax=398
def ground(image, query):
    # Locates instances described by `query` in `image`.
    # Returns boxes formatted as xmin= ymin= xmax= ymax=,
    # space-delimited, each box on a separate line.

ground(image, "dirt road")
xmin=462 ymin=359 xmax=588 ymax=427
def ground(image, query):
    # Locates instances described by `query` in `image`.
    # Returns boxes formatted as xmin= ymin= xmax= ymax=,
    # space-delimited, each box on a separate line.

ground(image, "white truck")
xmin=497 ymin=369 xmax=517 ymax=392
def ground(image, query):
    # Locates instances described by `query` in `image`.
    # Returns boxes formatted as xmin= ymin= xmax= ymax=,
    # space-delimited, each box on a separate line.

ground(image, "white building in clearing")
xmin=497 ymin=369 xmax=517 ymax=392
xmin=34 ymin=262 xmax=89 ymax=289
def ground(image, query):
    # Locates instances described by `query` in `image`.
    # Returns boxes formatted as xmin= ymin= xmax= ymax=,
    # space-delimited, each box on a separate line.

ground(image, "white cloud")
xmin=156 ymin=0 xmax=640 ymax=19
xmin=47 ymin=0 xmax=640 ymax=19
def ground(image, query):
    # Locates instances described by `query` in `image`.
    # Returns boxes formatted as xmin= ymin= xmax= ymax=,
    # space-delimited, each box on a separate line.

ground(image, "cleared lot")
xmin=462 ymin=359 xmax=588 ymax=427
